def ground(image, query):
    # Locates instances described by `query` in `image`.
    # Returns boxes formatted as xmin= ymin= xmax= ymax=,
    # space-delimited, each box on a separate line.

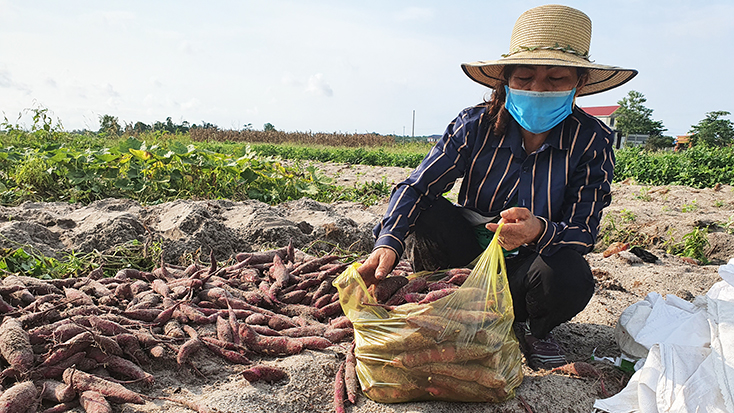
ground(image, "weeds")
xmin=681 ymin=200 xmax=699 ymax=212
xmin=665 ymin=227 xmax=710 ymax=264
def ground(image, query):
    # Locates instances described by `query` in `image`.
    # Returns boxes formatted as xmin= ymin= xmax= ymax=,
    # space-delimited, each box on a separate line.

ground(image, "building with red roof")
xmin=580 ymin=105 xmax=620 ymax=129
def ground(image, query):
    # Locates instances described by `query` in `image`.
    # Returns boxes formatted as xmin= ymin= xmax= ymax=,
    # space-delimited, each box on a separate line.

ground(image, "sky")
xmin=1 ymin=0 xmax=732 ymax=138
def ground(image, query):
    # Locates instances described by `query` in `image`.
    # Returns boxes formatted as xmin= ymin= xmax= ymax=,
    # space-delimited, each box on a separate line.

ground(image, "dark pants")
xmin=404 ymin=196 xmax=595 ymax=339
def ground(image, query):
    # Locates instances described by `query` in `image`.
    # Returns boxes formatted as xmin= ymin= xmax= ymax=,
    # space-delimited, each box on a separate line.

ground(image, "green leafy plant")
xmin=666 ymin=227 xmax=710 ymax=264
xmin=681 ymin=200 xmax=699 ymax=213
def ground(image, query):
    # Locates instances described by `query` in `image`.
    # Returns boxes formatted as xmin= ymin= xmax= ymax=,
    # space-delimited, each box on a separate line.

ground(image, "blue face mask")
xmin=504 ymin=86 xmax=576 ymax=134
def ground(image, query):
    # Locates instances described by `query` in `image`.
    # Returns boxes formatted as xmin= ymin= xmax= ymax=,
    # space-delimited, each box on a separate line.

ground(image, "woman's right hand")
xmin=356 ymin=247 xmax=397 ymax=287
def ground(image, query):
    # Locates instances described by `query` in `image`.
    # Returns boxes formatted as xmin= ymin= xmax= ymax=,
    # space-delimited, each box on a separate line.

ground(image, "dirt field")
xmin=1 ymin=161 xmax=732 ymax=412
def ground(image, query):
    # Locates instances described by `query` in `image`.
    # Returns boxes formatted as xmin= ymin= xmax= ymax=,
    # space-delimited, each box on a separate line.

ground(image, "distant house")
xmin=580 ymin=105 xmax=620 ymax=129
xmin=581 ymin=105 xmax=653 ymax=148
xmin=674 ymin=135 xmax=692 ymax=151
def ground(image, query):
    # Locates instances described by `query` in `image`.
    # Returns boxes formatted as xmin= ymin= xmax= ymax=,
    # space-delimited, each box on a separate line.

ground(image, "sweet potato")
xmin=239 ymin=324 xmax=303 ymax=356
xmin=385 ymin=277 xmax=428 ymax=306
xmin=267 ymin=255 xmax=291 ymax=300
xmin=52 ymin=324 xmax=89 ymax=343
xmin=201 ymin=340 xmax=251 ymax=365
xmin=235 ymin=243 xmax=294 ymax=265
xmin=278 ymin=289 xmax=308 ymax=304
xmin=0 ymin=318 xmax=34 ymax=374
xmin=0 ymin=296 xmax=15 ymax=313
xmin=249 ymin=325 xmax=281 ymax=336
xmin=278 ymin=324 xmax=327 ymax=338
xmin=241 ymin=364 xmax=287 ymax=384
xmin=295 ymin=336 xmax=333 ymax=350
xmin=291 ymin=255 xmax=340 ymax=276
xmin=39 ymin=379 xmax=76 ymax=403
xmin=316 ymin=301 xmax=343 ymax=320
xmin=370 ymin=275 xmax=408 ymax=303
xmin=63 ymin=368 xmax=145 ymax=404
xmin=245 ymin=313 xmax=269 ymax=326
xmin=177 ymin=338 xmax=203 ymax=366
xmin=424 ymin=373 xmax=496 ymax=402
xmin=216 ymin=315 xmax=235 ymax=343
xmin=78 ymin=390 xmax=112 ymax=413
xmin=114 ymin=333 xmax=148 ymax=365
xmin=328 ymin=316 xmax=352 ymax=330
xmin=443 ymin=268 xmax=472 ymax=285
xmin=268 ymin=314 xmax=296 ymax=331
xmin=309 ymin=280 xmax=334 ymax=306
xmin=415 ymin=362 xmax=507 ymax=389
xmin=41 ymin=331 xmax=95 ymax=368
xmin=33 ymin=351 xmax=87 ymax=380
xmin=344 ymin=342 xmax=359 ymax=404
xmin=40 ymin=401 xmax=80 ymax=413
xmin=0 ymin=381 xmax=39 ymax=413
xmin=323 ymin=328 xmax=353 ymax=343
xmin=418 ymin=287 xmax=458 ymax=304
xmin=121 ymin=308 xmax=162 ymax=322
xmin=550 ymin=361 xmax=601 ymax=378
xmin=85 ymin=348 xmax=154 ymax=384
xmin=333 ymin=361 xmax=347 ymax=413
xmin=392 ymin=343 xmax=493 ymax=368
xmin=63 ymin=287 xmax=94 ymax=307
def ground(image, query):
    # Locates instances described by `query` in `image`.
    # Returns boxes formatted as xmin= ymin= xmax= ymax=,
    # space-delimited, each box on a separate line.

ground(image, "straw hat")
xmin=461 ymin=4 xmax=637 ymax=96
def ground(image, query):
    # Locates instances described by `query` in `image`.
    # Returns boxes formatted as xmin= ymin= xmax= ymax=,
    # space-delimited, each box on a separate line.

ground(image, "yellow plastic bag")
xmin=333 ymin=224 xmax=523 ymax=403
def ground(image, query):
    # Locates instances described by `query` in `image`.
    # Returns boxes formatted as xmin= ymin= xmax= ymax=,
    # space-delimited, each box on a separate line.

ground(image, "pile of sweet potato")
xmin=333 ymin=266 xmax=524 ymax=408
xmin=0 ymin=243 xmax=355 ymax=413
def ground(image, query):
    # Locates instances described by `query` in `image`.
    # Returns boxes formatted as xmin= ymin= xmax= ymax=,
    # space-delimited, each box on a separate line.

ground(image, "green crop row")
xmin=614 ymin=145 xmax=734 ymax=188
xmin=0 ymin=133 xmax=395 ymax=207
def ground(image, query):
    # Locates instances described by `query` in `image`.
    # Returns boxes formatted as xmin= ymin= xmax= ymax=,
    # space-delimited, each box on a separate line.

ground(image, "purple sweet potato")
xmin=63 ymin=368 xmax=145 ymax=404
xmin=41 ymin=331 xmax=94 ymax=368
xmin=296 ymin=335 xmax=334 ymax=350
xmin=370 ymin=275 xmax=408 ymax=303
xmin=241 ymin=364 xmax=287 ymax=384
xmin=323 ymin=328 xmax=354 ymax=343
xmin=0 ymin=318 xmax=34 ymax=374
xmin=333 ymin=361 xmax=347 ymax=413
xmin=0 ymin=381 xmax=39 ymax=413
xmin=78 ymin=390 xmax=112 ymax=413
xmin=216 ymin=315 xmax=235 ymax=343
xmin=344 ymin=342 xmax=359 ymax=404
xmin=39 ymin=379 xmax=76 ymax=403
xmin=385 ymin=277 xmax=428 ymax=306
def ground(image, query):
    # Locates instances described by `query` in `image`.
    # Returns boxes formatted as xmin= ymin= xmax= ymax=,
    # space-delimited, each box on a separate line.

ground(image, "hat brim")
xmin=461 ymin=51 xmax=637 ymax=96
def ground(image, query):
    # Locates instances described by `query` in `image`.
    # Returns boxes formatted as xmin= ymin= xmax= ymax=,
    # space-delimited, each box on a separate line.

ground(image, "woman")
xmin=357 ymin=5 xmax=637 ymax=370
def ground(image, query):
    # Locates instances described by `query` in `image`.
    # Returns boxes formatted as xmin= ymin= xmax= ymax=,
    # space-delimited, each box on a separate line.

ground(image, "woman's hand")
xmin=356 ymin=247 xmax=397 ymax=287
xmin=485 ymin=207 xmax=545 ymax=250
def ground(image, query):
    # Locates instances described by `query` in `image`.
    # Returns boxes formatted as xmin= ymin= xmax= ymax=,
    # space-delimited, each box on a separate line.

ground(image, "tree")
xmin=98 ymin=114 xmax=121 ymax=136
xmin=615 ymin=90 xmax=666 ymax=138
xmin=689 ymin=111 xmax=734 ymax=147
xmin=644 ymin=135 xmax=675 ymax=151
xmin=264 ymin=123 xmax=276 ymax=132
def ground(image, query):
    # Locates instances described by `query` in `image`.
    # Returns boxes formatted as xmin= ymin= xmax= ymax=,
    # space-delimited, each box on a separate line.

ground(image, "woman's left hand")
xmin=485 ymin=207 xmax=545 ymax=250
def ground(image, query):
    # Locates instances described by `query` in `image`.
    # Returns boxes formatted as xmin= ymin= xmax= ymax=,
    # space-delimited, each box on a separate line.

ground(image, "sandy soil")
xmin=1 ymin=161 xmax=733 ymax=413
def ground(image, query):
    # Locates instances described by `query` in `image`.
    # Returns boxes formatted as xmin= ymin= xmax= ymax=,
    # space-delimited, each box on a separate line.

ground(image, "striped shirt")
xmin=373 ymin=104 xmax=615 ymax=258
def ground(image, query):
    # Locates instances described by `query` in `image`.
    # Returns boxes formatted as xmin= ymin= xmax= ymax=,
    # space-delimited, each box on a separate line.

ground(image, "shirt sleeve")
xmin=534 ymin=130 xmax=615 ymax=256
xmin=372 ymin=108 xmax=481 ymax=258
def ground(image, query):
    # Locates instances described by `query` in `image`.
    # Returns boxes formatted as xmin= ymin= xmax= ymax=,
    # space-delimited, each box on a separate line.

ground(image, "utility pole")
xmin=412 ymin=110 xmax=415 ymax=139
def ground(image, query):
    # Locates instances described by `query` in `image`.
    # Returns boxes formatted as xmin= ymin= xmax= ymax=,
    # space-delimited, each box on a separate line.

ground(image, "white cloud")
xmin=181 ymin=98 xmax=201 ymax=110
xmin=281 ymin=73 xmax=303 ymax=88
xmin=0 ymin=68 xmax=31 ymax=94
xmin=102 ymin=83 xmax=120 ymax=98
xmin=305 ymin=73 xmax=333 ymax=97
